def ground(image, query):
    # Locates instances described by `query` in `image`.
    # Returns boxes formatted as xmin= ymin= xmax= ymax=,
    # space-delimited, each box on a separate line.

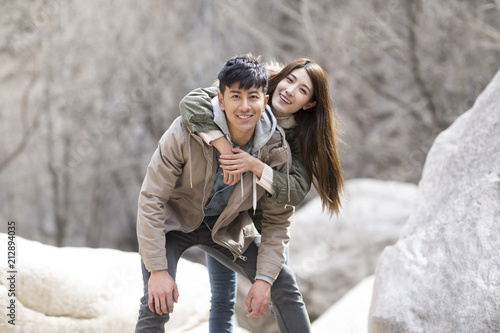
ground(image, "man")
xmin=135 ymin=55 xmax=311 ymax=333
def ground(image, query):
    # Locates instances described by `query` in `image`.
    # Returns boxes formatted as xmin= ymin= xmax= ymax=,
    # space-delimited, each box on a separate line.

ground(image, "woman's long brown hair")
xmin=268 ymin=58 xmax=344 ymax=215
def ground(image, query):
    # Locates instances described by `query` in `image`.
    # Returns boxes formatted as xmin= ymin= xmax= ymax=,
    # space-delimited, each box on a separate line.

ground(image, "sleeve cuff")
xmin=255 ymin=274 xmax=274 ymax=286
xmin=199 ymin=130 xmax=225 ymax=145
xmin=256 ymin=164 xmax=274 ymax=194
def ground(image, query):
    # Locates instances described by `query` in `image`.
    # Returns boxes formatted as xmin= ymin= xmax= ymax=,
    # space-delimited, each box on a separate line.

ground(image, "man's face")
xmin=218 ymin=83 xmax=269 ymax=144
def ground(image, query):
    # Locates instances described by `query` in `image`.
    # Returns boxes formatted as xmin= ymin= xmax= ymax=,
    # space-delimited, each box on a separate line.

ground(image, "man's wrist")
xmin=151 ymin=269 xmax=168 ymax=276
xmin=255 ymin=274 xmax=274 ymax=286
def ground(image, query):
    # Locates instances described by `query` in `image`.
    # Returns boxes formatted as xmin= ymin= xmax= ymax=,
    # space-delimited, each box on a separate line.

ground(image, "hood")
xmin=211 ymin=97 xmax=277 ymax=154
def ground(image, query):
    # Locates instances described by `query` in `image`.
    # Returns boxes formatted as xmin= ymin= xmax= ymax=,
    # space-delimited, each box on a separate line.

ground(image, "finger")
xmin=228 ymin=174 xmax=238 ymax=186
xmin=148 ymin=293 xmax=154 ymax=313
xmin=247 ymin=304 xmax=262 ymax=318
xmin=245 ymin=293 xmax=252 ymax=313
xmin=173 ymin=285 xmax=179 ymax=303
xmin=219 ymin=154 xmax=240 ymax=161
xmin=248 ymin=299 xmax=262 ymax=317
xmin=155 ymin=297 xmax=163 ymax=315
xmin=220 ymin=168 xmax=243 ymax=175
xmin=232 ymin=147 xmax=244 ymax=153
xmin=223 ymin=170 xmax=230 ymax=184
xmin=167 ymin=293 xmax=174 ymax=313
xmin=219 ymin=160 xmax=239 ymax=168
xmin=234 ymin=173 xmax=241 ymax=183
xmin=225 ymin=175 xmax=233 ymax=186
xmin=257 ymin=302 xmax=269 ymax=316
xmin=220 ymin=163 xmax=241 ymax=171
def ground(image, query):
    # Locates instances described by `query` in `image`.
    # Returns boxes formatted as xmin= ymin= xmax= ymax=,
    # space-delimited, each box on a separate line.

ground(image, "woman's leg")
xmin=201 ymin=237 xmax=310 ymax=333
xmin=206 ymin=253 xmax=237 ymax=333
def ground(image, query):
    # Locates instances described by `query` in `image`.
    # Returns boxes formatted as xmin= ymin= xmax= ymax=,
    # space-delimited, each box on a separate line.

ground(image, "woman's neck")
xmin=271 ymin=106 xmax=291 ymax=118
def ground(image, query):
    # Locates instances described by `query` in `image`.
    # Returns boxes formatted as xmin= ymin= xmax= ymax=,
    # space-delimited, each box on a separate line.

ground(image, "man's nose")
xmin=239 ymin=98 xmax=251 ymax=110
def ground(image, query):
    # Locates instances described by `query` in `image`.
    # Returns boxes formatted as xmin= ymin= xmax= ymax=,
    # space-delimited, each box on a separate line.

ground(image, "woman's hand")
xmin=219 ymin=148 xmax=265 ymax=181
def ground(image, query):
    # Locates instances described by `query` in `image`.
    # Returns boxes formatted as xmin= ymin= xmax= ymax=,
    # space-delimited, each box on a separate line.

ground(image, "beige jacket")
xmin=137 ymin=115 xmax=293 ymax=282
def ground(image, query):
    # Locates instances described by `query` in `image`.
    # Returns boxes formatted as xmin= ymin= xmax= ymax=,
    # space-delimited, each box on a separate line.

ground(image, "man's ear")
xmin=303 ymin=100 xmax=316 ymax=110
xmin=218 ymin=92 xmax=225 ymax=111
xmin=264 ymin=94 xmax=270 ymax=106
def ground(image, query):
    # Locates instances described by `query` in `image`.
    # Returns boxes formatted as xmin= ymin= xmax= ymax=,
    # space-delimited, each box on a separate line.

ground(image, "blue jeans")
xmin=206 ymin=247 xmax=290 ymax=332
xmin=135 ymin=223 xmax=310 ymax=333
xmin=206 ymin=253 xmax=237 ymax=332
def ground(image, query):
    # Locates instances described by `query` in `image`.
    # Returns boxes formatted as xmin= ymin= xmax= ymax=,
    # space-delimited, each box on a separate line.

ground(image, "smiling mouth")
xmin=280 ymin=94 xmax=291 ymax=104
xmin=237 ymin=115 xmax=252 ymax=119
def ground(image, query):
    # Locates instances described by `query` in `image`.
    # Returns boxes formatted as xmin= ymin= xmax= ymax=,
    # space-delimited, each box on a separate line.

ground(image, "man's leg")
xmin=198 ymin=228 xmax=311 ymax=333
xmin=135 ymin=230 xmax=196 ymax=333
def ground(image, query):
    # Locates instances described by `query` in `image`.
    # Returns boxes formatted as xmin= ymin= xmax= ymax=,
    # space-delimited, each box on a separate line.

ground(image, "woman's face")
xmin=271 ymin=68 xmax=316 ymax=117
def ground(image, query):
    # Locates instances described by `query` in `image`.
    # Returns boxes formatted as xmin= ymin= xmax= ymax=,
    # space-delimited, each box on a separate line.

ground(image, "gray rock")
xmin=290 ymin=179 xmax=417 ymax=321
xmin=0 ymin=233 xmax=213 ymax=333
xmin=312 ymin=275 xmax=375 ymax=333
xmin=369 ymin=68 xmax=500 ymax=333
xmin=235 ymin=178 xmax=418 ymax=332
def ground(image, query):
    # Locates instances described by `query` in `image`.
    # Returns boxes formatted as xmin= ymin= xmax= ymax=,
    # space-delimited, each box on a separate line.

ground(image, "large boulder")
xmin=369 ymin=69 xmax=500 ymax=332
xmin=0 ymin=233 xmax=213 ymax=333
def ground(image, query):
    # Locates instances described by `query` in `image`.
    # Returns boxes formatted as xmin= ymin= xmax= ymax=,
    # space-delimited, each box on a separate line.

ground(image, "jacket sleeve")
xmin=179 ymin=86 xmax=221 ymax=134
xmin=270 ymin=127 xmax=311 ymax=206
xmin=254 ymin=136 xmax=295 ymax=281
xmin=137 ymin=120 xmax=187 ymax=272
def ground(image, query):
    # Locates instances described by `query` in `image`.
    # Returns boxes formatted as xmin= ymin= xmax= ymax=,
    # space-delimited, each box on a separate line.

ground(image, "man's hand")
xmin=245 ymin=279 xmax=271 ymax=317
xmin=148 ymin=270 xmax=179 ymax=315
xmin=211 ymin=137 xmax=241 ymax=185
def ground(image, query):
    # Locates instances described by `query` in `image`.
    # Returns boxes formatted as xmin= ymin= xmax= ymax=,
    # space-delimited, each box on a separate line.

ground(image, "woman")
xmin=179 ymin=58 xmax=344 ymax=332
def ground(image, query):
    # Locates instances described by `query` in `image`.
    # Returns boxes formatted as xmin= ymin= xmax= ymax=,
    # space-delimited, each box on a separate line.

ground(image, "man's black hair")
xmin=218 ymin=55 xmax=269 ymax=95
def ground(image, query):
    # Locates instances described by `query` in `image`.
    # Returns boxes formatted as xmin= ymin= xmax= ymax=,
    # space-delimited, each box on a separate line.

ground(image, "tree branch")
xmin=0 ymin=74 xmax=40 ymax=172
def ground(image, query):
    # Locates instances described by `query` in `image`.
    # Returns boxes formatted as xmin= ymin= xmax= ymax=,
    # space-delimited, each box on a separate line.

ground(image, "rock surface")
xmin=289 ymin=179 xmax=417 ymax=321
xmin=369 ymin=69 xmax=500 ymax=332
xmin=312 ymin=275 xmax=375 ymax=333
xmin=0 ymin=233 xmax=215 ymax=333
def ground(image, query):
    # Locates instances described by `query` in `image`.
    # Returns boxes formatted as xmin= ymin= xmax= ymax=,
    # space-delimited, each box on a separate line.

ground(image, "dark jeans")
xmin=135 ymin=222 xmax=311 ymax=333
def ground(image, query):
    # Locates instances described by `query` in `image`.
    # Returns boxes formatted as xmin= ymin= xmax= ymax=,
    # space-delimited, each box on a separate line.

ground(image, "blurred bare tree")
xmin=0 ymin=0 xmax=499 ymax=251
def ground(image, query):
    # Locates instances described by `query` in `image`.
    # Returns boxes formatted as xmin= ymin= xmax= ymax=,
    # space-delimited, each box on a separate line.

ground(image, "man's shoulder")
xmin=266 ymin=125 xmax=286 ymax=147
xmin=167 ymin=116 xmax=190 ymax=133
xmin=159 ymin=116 xmax=190 ymax=143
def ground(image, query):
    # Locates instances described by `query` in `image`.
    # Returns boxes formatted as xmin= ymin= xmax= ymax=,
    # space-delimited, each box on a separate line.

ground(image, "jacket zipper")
xmin=196 ymin=134 xmax=247 ymax=261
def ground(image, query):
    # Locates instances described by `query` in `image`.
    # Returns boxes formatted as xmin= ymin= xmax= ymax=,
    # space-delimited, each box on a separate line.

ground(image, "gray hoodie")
xmin=210 ymin=97 xmax=286 ymax=212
